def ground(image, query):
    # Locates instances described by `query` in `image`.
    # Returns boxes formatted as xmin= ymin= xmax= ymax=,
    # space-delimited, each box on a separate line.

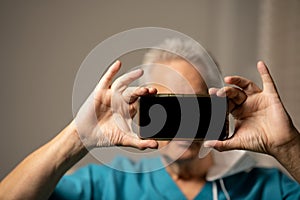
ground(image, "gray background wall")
xmin=1 ymin=0 xmax=299 ymax=179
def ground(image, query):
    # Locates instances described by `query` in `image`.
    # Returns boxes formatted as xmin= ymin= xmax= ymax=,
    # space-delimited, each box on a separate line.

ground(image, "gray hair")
xmin=141 ymin=38 xmax=222 ymax=88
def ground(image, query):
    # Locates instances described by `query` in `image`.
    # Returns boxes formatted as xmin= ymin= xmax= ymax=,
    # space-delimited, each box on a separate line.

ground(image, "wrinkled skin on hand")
xmin=205 ymin=61 xmax=298 ymax=156
xmin=74 ymin=60 xmax=158 ymax=150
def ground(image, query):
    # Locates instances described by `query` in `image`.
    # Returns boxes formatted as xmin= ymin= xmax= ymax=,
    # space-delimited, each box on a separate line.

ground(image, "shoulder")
xmin=223 ymin=167 xmax=300 ymax=199
xmin=225 ymin=167 xmax=294 ymax=186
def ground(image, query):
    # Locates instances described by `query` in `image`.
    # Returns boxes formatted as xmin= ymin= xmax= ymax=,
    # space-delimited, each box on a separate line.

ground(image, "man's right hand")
xmin=74 ymin=60 xmax=158 ymax=150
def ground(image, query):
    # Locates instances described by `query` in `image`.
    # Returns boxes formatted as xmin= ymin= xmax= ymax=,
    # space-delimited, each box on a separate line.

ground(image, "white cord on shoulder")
xmin=220 ymin=179 xmax=231 ymax=200
xmin=212 ymin=181 xmax=218 ymax=200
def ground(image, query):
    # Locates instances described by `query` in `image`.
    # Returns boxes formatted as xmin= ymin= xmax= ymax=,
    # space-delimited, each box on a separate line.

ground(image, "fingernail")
xmin=203 ymin=141 xmax=213 ymax=148
xmin=216 ymin=88 xmax=226 ymax=97
xmin=132 ymin=68 xmax=143 ymax=75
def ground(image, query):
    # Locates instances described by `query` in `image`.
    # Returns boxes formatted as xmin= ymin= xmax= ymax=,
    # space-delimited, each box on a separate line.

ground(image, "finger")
xmin=215 ymin=88 xmax=226 ymax=97
xmin=203 ymin=138 xmax=241 ymax=152
xmin=224 ymin=76 xmax=261 ymax=95
xmin=221 ymin=86 xmax=247 ymax=106
xmin=98 ymin=60 xmax=122 ymax=89
xmin=123 ymin=87 xmax=154 ymax=104
xmin=128 ymin=87 xmax=157 ymax=117
xmin=128 ymin=87 xmax=158 ymax=104
xmin=210 ymin=87 xmax=247 ymax=112
xmin=227 ymin=100 xmax=237 ymax=114
xmin=257 ymin=61 xmax=278 ymax=94
xmin=124 ymin=87 xmax=147 ymax=104
xmin=209 ymin=87 xmax=219 ymax=95
xmin=112 ymin=69 xmax=144 ymax=93
xmin=122 ymin=87 xmax=139 ymax=103
xmin=148 ymin=87 xmax=158 ymax=94
xmin=121 ymin=135 xmax=158 ymax=149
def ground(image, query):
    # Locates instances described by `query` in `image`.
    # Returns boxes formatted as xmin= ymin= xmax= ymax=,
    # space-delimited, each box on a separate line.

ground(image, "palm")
xmin=233 ymin=92 xmax=289 ymax=153
xmin=74 ymin=61 xmax=158 ymax=150
xmin=206 ymin=62 xmax=297 ymax=155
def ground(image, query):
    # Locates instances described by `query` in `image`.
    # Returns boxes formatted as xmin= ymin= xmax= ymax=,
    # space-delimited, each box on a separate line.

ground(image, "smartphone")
xmin=138 ymin=94 xmax=229 ymax=140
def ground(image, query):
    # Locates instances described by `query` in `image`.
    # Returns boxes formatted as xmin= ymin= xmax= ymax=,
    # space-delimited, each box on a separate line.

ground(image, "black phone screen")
xmin=138 ymin=94 xmax=228 ymax=140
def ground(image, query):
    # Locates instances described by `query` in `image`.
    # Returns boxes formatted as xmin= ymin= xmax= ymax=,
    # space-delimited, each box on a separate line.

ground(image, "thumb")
xmin=121 ymin=134 xmax=158 ymax=149
xmin=203 ymin=138 xmax=241 ymax=152
xmin=257 ymin=61 xmax=278 ymax=94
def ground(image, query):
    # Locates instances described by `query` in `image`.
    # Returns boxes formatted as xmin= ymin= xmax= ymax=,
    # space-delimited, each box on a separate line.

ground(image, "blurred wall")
xmin=0 ymin=0 xmax=299 ymax=179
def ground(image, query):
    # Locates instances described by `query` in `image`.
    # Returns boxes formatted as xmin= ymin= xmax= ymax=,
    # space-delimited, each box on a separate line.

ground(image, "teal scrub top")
xmin=50 ymin=157 xmax=300 ymax=200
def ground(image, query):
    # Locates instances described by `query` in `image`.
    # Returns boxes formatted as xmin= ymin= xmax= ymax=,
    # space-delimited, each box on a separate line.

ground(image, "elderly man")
xmin=1 ymin=38 xmax=300 ymax=200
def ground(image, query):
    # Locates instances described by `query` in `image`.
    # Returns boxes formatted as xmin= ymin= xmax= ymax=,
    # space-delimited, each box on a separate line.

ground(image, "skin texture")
xmin=0 ymin=60 xmax=299 ymax=200
xmin=75 ymin=60 xmax=158 ymax=149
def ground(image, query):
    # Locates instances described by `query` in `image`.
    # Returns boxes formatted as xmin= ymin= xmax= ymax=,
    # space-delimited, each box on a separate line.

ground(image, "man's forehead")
xmin=145 ymin=59 xmax=208 ymax=94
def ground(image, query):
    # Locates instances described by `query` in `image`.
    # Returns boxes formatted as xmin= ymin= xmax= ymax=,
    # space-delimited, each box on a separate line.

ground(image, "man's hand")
xmin=74 ymin=60 xmax=158 ymax=150
xmin=205 ymin=61 xmax=299 ymax=156
xmin=205 ymin=61 xmax=300 ymax=182
xmin=0 ymin=60 xmax=158 ymax=200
